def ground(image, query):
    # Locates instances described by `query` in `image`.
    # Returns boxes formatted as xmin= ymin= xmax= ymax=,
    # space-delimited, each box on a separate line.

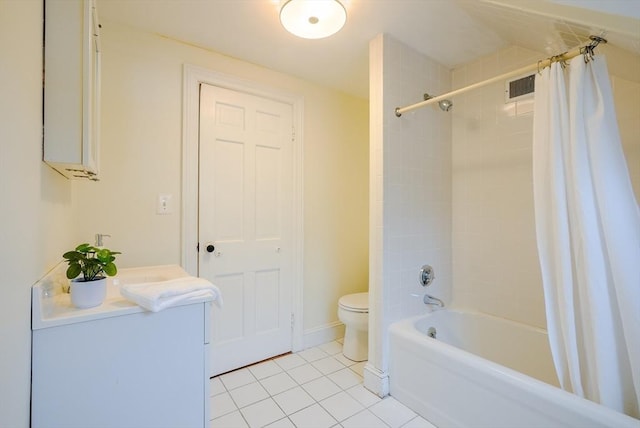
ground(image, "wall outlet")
xmin=157 ymin=194 xmax=173 ymax=215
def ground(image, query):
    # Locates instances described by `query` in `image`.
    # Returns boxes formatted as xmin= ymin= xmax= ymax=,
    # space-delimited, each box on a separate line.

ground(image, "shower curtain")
xmin=533 ymin=54 xmax=640 ymax=418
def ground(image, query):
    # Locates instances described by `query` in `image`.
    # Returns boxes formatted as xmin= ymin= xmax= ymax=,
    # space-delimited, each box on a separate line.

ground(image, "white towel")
xmin=120 ymin=276 xmax=223 ymax=312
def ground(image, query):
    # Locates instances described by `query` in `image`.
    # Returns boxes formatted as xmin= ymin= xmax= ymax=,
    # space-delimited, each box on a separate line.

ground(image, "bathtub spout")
xmin=423 ymin=294 xmax=444 ymax=307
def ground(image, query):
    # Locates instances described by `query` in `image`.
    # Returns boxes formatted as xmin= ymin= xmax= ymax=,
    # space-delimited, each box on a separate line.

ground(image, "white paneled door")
xmin=199 ymin=83 xmax=294 ymax=376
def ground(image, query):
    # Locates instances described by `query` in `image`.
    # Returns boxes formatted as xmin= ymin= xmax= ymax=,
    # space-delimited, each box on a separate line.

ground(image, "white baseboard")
xmin=364 ymin=363 xmax=389 ymax=398
xmin=301 ymin=321 xmax=345 ymax=350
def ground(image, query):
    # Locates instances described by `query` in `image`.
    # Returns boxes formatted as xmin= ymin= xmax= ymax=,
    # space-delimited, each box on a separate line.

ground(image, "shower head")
xmin=424 ymin=93 xmax=453 ymax=112
xmin=438 ymin=99 xmax=453 ymax=112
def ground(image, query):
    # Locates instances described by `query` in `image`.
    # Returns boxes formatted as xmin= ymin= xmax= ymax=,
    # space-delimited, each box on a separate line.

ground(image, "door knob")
xmin=206 ymin=244 xmax=215 ymax=253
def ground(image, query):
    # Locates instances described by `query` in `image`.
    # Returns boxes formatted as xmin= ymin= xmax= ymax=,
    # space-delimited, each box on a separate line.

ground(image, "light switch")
xmin=157 ymin=194 xmax=173 ymax=215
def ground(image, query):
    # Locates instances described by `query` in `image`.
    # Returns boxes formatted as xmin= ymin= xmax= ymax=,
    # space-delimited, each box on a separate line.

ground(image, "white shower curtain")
xmin=533 ymin=54 xmax=640 ymax=418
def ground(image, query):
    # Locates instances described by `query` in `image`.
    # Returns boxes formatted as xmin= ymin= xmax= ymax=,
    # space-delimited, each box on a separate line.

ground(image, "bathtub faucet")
xmin=411 ymin=293 xmax=445 ymax=307
xmin=423 ymin=293 xmax=445 ymax=307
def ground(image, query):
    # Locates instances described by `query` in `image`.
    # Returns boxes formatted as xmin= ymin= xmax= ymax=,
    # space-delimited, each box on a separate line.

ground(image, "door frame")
xmin=182 ymin=64 xmax=304 ymax=352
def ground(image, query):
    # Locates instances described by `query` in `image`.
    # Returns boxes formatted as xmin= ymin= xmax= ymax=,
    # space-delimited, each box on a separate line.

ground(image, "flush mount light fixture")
xmin=280 ymin=0 xmax=347 ymax=39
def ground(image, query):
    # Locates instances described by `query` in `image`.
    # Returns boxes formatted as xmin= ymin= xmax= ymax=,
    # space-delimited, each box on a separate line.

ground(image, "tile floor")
xmin=210 ymin=340 xmax=437 ymax=428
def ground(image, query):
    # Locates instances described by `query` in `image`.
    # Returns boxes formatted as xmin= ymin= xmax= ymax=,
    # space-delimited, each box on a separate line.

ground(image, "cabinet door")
xmin=44 ymin=0 xmax=100 ymax=180
xmin=31 ymin=304 xmax=207 ymax=427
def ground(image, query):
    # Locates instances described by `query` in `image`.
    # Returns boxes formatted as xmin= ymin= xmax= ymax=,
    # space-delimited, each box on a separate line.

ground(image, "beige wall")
xmin=0 ymin=1 xmax=76 ymax=426
xmin=605 ymin=44 xmax=640 ymax=198
xmin=451 ymin=44 xmax=640 ymax=328
xmin=71 ymin=21 xmax=369 ymax=343
xmin=0 ymin=11 xmax=367 ymax=424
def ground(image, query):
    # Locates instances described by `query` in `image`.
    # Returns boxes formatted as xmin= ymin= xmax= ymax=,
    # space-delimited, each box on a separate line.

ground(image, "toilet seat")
xmin=338 ymin=292 xmax=369 ymax=313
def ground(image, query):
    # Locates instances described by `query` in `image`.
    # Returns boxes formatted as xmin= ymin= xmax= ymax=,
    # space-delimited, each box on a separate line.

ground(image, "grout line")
xmin=211 ymin=341 xmax=406 ymax=427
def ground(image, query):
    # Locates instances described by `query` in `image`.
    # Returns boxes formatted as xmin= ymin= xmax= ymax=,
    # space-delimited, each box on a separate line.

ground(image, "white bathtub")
xmin=389 ymin=310 xmax=639 ymax=428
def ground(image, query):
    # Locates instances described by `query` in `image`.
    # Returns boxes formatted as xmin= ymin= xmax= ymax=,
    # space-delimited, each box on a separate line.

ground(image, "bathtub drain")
xmin=427 ymin=327 xmax=437 ymax=339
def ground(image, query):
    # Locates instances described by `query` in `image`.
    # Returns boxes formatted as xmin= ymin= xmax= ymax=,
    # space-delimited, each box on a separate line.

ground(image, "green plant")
xmin=63 ymin=243 xmax=121 ymax=282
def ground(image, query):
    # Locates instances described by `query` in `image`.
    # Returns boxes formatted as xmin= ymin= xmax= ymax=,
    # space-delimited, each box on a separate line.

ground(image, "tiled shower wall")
xmin=369 ymin=34 xmax=452 ymax=375
xmin=451 ymin=44 xmax=640 ymax=329
xmin=381 ymin=37 xmax=452 ymax=325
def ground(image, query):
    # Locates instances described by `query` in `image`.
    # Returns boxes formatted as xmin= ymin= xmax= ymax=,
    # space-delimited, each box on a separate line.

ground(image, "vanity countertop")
xmin=32 ymin=264 xmax=202 ymax=329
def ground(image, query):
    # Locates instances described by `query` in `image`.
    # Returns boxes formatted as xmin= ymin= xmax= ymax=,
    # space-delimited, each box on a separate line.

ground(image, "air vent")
xmin=505 ymin=74 xmax=535 ymax=103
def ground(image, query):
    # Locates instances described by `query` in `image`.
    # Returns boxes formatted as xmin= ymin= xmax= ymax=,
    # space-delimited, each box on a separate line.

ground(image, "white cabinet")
xmin=31 ymin=265 xmax=211 ymax=428
xmin=44 ymin=0 xmax=101 ymax=180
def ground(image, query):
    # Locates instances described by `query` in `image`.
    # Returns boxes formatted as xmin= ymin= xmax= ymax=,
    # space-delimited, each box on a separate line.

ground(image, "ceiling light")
xmin=280 ymin=0 xmax=347 ymax=39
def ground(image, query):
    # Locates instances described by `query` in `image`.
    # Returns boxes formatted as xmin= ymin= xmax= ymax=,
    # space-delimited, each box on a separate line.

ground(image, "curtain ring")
xmin=556 ymin=52 xmax=568 ymax=69
xmin=537 ymin=60 xmax=543 ymax=75
xmin=583 ymin=45 xmax=595 ymax=63
xmin=548 ymin=55 xmax=556 ymax=68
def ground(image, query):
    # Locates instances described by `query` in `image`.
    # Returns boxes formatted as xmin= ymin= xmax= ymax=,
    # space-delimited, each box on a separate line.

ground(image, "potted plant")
xmin=63 ymin=243 xmax=121 ymax=309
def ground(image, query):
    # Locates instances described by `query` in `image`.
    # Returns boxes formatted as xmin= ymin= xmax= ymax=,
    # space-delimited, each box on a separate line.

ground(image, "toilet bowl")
xmin=338 ymin=292 xmax=369 ymax=362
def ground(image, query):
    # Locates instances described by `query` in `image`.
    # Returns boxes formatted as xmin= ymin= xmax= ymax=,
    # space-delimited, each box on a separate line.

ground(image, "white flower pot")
xmin=70 ymin=277 xmax=107 ymax=309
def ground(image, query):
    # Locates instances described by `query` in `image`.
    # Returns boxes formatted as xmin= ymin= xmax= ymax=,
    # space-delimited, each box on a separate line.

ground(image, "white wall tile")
xmin=451 ymin=44 xmax=640 ymax=329
xmin=369 ymin=34 xmax=453 ymax=377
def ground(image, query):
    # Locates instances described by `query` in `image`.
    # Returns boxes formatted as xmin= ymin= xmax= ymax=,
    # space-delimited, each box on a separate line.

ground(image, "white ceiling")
xmin=97 ymin=0 xmax=640 ymax=99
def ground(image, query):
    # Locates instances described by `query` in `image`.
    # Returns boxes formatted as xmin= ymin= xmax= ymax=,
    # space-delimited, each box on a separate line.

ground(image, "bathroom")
xmin=2 ymin=0 xmax=639 ymax=426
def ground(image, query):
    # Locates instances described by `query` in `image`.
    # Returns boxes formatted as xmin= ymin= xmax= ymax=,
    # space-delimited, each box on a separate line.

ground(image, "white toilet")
xmin=337 ymin=292 xmax=369 ymax=362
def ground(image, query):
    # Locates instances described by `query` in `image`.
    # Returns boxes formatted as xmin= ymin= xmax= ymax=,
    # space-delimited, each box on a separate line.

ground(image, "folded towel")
xmin=120 ymin=276 xmax=223 ymax=312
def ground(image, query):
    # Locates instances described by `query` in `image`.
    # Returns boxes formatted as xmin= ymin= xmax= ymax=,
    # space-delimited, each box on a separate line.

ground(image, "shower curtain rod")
xmin=395 ymin=35 xmax=607 ymax=117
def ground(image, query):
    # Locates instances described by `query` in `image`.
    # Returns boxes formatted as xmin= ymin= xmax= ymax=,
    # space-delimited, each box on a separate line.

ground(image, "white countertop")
xmin=32 ymin=264 xmax=209 ymax=329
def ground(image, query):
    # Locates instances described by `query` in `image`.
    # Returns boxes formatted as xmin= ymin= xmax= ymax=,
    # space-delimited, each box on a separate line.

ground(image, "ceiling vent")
xmin=505 ymin=73 xmax=535 ymax=103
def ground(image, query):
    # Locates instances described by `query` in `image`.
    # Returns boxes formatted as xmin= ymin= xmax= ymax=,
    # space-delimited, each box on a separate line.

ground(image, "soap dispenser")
xmin=95 ymin=233 xmax=111 ymax=247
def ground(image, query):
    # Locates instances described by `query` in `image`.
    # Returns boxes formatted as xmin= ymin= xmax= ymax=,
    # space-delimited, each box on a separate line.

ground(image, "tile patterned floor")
xmin=210 ymin=340 xmax=437 ymax=428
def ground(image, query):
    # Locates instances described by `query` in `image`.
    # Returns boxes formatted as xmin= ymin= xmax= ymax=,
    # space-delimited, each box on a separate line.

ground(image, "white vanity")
xmin=31 ymin=265 xmax=211 ymax=428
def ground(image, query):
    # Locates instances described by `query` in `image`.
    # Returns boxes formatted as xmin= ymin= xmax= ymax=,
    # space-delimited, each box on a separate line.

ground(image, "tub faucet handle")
xmin=420 ymin=265 xmax=435 ymax=287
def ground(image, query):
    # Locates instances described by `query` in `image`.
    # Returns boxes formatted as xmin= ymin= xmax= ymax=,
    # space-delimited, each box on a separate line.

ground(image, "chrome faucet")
xmin=423 ymin=293 xmax=445 ymax=307
xmin=410 ymin=293 xmax=445 ymax=308
xmin=95 ymin=233 xmax=111 ymax=247
xmin=412 ymin=264 xmax=444 ymax=307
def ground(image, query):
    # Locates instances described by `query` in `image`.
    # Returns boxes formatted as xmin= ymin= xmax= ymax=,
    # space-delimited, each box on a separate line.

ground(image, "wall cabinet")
xmin=44 ymin=0 xmax=101 ymax=180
